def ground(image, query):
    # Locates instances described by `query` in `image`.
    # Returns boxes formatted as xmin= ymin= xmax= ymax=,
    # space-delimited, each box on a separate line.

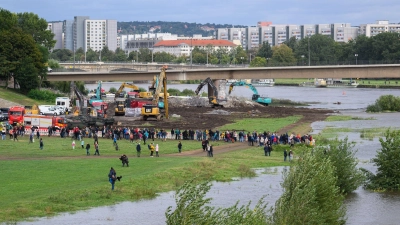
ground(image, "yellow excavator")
xmin=141 ymin=66 xmax=169 ymax=121
xmin=115 ymin=82 xmax=140 ymax=98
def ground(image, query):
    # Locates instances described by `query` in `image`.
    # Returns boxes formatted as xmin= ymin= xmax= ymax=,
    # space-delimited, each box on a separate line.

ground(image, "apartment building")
xmin=48 ymin=16 xmax=117 ymax=52
xmin=359 ymin=20 xmax=400 ymax=37
xmin=153 ymin=39 xmax=236 ymax=57
xmin=47 ymin=22 xmax=63 ymax=50
xmin=217 ymin=22 xmax=358 ymax=50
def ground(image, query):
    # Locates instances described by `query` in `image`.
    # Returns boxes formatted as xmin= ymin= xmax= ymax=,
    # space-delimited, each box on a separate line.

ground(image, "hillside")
xmin=0 ymin=88 xmax=48 ymax=107
xmin=117 ymin=21 xmax=247 ymax=36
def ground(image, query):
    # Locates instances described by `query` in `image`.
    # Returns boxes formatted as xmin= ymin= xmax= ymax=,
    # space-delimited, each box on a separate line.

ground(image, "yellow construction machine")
xmin=141 ymin=66 xmax=169 ymax=121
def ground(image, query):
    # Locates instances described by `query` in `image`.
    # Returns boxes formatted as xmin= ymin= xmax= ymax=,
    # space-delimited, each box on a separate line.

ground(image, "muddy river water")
xmin=20 ymin=85 xmax=400 ymax=225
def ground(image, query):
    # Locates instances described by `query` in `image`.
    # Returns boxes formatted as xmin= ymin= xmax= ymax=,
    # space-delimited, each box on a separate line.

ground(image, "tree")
xmin=295 ymin=34 xmax=338 ymax=64
xmin=256 ymin=41 xmax=273 ymax=59
xmin=166 ymin=179 xmax=270 ymax=225
xmin=271 ymin=44 xmax=296 ymax=64
xmin=16 ymin=12 xmax=56 ymax=49
xmin=250 ymin=57 xmax=267 ymax=67
xmin=370 ymin=32 xmax=400 ymax=61
xmin=50 ymin=49 xmax=73 ymax=61
xmin=364 ymin=129 xmax=400 ymax=191
xmin=273 ymin=152 xmax=345 ymax=224
xmin=114 ymin=48 xmax=127 ymax=61
xmin=319 ymin=138 xmax=365 ymax=194
xmin=0 ymin=8 xmax=17 ymax=32
xmin=283 ymin=36 xmax=299 ymax=53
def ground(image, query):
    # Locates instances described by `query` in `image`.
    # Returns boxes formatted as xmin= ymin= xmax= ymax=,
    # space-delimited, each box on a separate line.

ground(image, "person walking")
xmin=149 ymin=143 xmax=155 ymax=157
xmin=29 ymin=132 xmax=34 ymax=144
xmin=81 ymin=139 xmax=85 ymax=149
xmin=178 ymin=141 xmax=182 ymax=153
xmin=136 ymin=142 xmax=141 ymax=157
xmin=94 ymin=141 xmax=100 ymax=156
xmin=86 ymin=143 xmax=90 ymax=156
xmin=284 ymin=149 xmax=288 ymax=161
xmin=289 ymin=150 xmax=293 ymax=162
xmin=155 ymin=144 xmax=159 ymax=157
xmin=108 ymin=167 xmax=122 ymax=191
xmin=209 ymin=144 xmax=213 ymax=157
xmin=39 ymin=138 xmax=43 ymax=150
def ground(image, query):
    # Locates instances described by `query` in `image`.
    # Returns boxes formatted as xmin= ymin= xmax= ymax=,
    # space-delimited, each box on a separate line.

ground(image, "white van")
xmin=38 ymin=105 xmax=62 ymax=116
xmin=55 ymin=97 xmax=71 ymax=113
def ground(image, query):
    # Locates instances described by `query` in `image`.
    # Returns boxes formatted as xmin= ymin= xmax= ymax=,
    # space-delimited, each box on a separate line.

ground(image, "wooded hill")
xmin=117 ymin=21 xmax=247 ymax=36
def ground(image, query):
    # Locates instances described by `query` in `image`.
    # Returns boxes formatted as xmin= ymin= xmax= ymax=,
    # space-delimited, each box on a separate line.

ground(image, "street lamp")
xmin=73 ymin=40 xmax=76 ymax=72
xmin=301 ymin=55 xmax=304 ymax=66
xmin=190 ymin=38 xmax=193 ymax=69
xmin=151 ymin=49 xmax=153 ymax=63
xmin=308 ymin=35 xmax=311 ymax=66
xmin=240 ymin=57 xmax=244 ymax=67
xmin=267 ymin=57 xmax=270 ymax=66
xmin=355 ymin=54 xmax=358 ymax=65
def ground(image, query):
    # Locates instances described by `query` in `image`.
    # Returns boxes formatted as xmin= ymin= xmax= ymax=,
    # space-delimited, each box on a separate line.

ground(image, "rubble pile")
xmin=224 ymin=96 xmax=257 ymax=108
xmin=167 ymin=96 xmax=209 ymax=107
xmin=205 ymin=109 xmax=231 ymax=115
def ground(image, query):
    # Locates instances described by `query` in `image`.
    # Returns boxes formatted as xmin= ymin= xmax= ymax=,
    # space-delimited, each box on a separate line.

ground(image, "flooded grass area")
xmin=325 ymin=115 xmax=376 ymax=121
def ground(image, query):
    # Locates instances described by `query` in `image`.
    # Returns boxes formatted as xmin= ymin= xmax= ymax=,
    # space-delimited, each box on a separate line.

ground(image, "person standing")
xmin=171 ymin=128 xmax=175 ymax=140
xmin=289 ymin=150 xmax=293 ymax=162
xmin=94 ymin=141 xmax=100 ymax=156
xmin=149 ymin=142 xmax=155 ymax=157
xmin=155 ymin=144 xmax=159 ymax=157
xmin=108 ymin=167 xmax=121 ymax=191
xmin=29 ymin=132 xmax=34 ymax=144
xmin=81 ymin=139 xmax=85 ymax=149
xmin=178 ymin=141 xmax=182 ymax=153
xmin=264 ymin=145 xmax=269 ymax=156
xmin=39 ymin=138 xmax=43 ymax=150
xmin=284 ymin=149 xmax=288 ymax=161
xmin=72 ymin=140 xmax=75 ymax=149
xmin=136 ymin=142 xmax=141 ymax=157
xmin=209 ymin=144 xmax=213 ymax=157
xmin=86 ymin=143 xmax=90 ymax=156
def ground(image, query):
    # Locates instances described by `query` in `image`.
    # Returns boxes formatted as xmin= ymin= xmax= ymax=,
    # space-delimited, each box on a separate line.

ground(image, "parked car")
xmin=0 ymin=112 xmax=5 ymax=121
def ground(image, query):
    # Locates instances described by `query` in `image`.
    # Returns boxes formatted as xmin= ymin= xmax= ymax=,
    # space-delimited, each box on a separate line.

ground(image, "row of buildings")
xmin=48 ymin=18 xmax=400 ymax=58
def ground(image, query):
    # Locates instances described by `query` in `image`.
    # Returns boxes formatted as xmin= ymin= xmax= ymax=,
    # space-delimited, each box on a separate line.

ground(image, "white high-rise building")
xmin=83 ymin=19 xmax=117 ymax=52
xmin=47 ymin=22 xmax=63 ymax=50
xmin=359 ymin=20 xmax=400 ymax=37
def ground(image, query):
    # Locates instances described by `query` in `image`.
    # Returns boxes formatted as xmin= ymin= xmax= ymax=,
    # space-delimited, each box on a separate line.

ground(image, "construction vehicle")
xmin=114 ymin=98 xmax=126 ymax=116
xmin=115 ymin=82 xmax=140 ymax=98
xmin=195 ymin=77 xmax=227 ymax=108
xmin=141 ymin=66 xmax=169 ymax=121
xmin=228 ymin=81 xmax=272 ymax=106
xmin=89 ymin=81 xmax=103 ymax=105
xmin=25 ymin=105 xmax=39 ymax=115
xmin=67 ymin=82 xmax=114 ymax=129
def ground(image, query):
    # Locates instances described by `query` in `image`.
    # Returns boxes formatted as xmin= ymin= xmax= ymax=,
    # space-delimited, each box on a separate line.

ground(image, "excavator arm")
xmin=115 ymin=82 xmax=140 ymax=98
xmin=195 ymin=77 xmax=220 ymax=105
xmin=228 ymin=81 xmax=259 ymax=95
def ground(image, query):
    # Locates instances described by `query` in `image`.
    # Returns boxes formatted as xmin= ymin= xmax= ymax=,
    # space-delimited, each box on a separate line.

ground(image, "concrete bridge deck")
xmin=48 ymin=64 xmax=400 ymax=81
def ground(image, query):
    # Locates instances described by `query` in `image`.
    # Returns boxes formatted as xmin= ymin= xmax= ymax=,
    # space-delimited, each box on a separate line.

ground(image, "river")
xmin=19 ymin=85 xmax=400 ymax=225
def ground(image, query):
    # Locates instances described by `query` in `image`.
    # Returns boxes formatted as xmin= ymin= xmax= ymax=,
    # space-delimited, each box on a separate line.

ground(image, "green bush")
xmin=27 ymin=89 xmax=63 ymax=103
xmin=317 ymin=138 xmax=365 ymax=194
xmin=109 ymin=87 xmax=117 ymax=94
xmin=180 ymin=89 xmax=195 ymax=96
xmin=167 ymin=88 xmax=181 ymax=96
xmin=366 ymin=95 xmax=400 ymax=112
xmin=273 ymin=152 xmax=345 ymax=224
xmin=363 ymin=129 xmax=400 ymax=191
xmin=166 ymin=179 xmax=270 ymax=225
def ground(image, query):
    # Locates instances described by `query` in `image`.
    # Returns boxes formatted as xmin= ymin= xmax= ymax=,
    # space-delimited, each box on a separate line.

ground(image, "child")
xmin=155 ymin=144 xmax=159 ymax=157
xmin=86 ymin=143 xmax=90 ymax=156
xmin=81 ymin=139 xmax=85 ymax=149
xmin=178 ymin=141 xmax=182 ymax=153
xmin=72 ymin=140 xmax=75 ymax=149
xmin=113 ymin=136 xmax=117 ymax=146
xmin=39 ymin=138 xmax=43 ymax=150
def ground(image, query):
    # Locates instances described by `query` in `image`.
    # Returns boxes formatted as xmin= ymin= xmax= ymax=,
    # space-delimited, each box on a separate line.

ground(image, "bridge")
xmin=48 ymin=64 xmax=400 ymax=82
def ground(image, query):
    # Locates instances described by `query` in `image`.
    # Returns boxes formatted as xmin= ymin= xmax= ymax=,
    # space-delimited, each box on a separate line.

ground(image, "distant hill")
xmin=117 ymin=21 xmax=247 ymax=37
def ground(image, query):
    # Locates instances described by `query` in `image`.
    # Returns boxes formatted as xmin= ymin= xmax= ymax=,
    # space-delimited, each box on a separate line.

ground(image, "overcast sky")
xmin=2 ymin=0 xmax=400 ymax=26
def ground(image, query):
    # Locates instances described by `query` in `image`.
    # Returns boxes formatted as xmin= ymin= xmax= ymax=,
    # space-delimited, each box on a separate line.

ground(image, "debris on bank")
xmin=205 ymin=109 xmax=231 ymax=115
xmin=167 ymin=96 xmax=259 ymax=108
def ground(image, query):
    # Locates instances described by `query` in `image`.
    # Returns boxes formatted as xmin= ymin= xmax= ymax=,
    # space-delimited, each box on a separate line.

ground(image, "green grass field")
xmin=0 ymin=87 xmax=49 ymax=106
xmin=0 ymin=117 xmax=303 ymax=223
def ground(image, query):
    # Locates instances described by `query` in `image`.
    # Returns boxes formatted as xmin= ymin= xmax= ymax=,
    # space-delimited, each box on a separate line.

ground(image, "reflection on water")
xmin=19 ymin=85 xmax=400 ymax=224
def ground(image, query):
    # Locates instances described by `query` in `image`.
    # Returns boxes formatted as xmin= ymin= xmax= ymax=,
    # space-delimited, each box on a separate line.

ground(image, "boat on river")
xmin=252 ymin=79 xmax=275 ymax=87
xmin=299 ymin=78 xmax=327 ymax=88
xmin=326 ymin=79 xmax=359 ymax=88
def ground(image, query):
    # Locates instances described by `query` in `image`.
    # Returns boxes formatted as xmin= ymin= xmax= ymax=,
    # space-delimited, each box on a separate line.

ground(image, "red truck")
xmin=8 ymin=106 xmax=25 ymax=126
